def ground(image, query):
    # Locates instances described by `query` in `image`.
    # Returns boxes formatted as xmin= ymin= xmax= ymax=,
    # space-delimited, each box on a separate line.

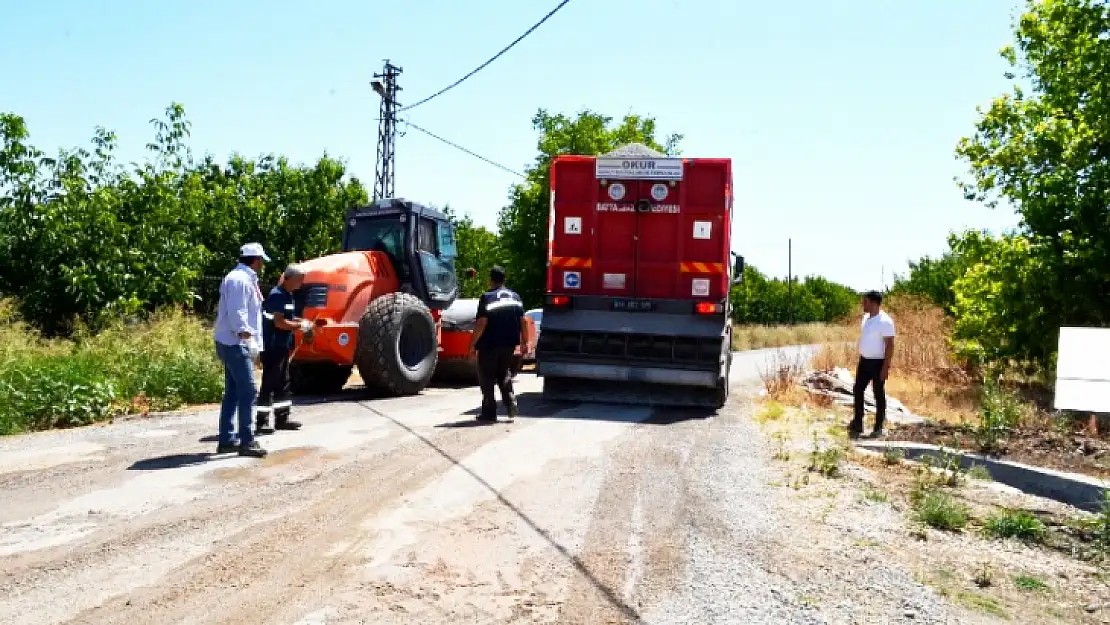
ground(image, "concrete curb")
xmin=856 ymin=440 xmax=1108 ymax=514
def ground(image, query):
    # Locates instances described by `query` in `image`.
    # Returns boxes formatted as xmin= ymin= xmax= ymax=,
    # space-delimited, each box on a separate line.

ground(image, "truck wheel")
xmin=289 ymin=362 xmax=352 ymax=395
xmin=356 ymin=292 xmax=438 ymax=396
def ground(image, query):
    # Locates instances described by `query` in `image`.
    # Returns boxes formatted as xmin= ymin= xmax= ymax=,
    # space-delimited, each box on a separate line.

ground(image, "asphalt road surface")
xmin=1 ymin=345 xmax=959 ymax=625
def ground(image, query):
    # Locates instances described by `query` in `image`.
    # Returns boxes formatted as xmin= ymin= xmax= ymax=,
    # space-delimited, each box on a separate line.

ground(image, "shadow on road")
xmin=356 ymin=400 xmax=644 ymax=624
xmin=434 ymin=418 xmax=509 ymax=428
xmin=128 ymin=453 xmax=213 ymax=471
xmin=457 ymin=391 xmax=714 ymax=425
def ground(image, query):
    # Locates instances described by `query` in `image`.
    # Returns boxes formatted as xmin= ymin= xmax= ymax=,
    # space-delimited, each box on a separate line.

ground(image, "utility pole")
xmin=371 ymin=60 xmax=403 ymax=201
xmin=788 ymin=238 xmax=794 ymax=326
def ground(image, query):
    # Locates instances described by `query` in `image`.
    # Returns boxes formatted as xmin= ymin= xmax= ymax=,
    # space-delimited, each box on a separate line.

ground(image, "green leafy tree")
xmin=443 ymin=206 xmax=503 ymax=298
xmin=956 ymin=0 xmax=1110 ymax=364
xmin=0 ymin=104 xmax=368 ymax=332
xmin=497 ymin=109 xmax=683 ymax=306
xmin=728 ymin=265 xmax=856 ymax=325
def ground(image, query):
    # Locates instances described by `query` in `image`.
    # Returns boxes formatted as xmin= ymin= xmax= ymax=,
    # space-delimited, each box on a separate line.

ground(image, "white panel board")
xmin=1054 ymin=327 xmax=1110 ymax=412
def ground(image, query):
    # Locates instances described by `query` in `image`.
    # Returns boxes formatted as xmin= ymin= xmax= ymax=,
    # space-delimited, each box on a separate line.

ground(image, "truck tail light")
xmin=548 ymin=295 xmax=571 ymax=308
xmin=695 ymin=302 xmax=722 ymax=315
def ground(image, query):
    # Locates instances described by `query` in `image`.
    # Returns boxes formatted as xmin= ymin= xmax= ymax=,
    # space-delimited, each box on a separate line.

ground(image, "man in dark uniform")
xmin=468 ymin=266 xmax=528 ymax=422
xmin=256 ymin=264 xmax=313 ymax=434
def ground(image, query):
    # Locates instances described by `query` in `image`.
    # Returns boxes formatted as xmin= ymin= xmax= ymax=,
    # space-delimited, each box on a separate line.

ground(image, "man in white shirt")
xmin=850 ymin=290 xmax=895 ymax=439
xmin=213 ymin=243 xmax=271 ymax=458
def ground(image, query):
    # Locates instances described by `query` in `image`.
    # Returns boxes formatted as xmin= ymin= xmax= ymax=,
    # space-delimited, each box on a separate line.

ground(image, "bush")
xmin=982 ymin=510 xmax=1046 ymax=542
xmin=0 ymin=302 xmax=223 ymax=434
xmin=914 ymin=490 xmax=970 ymax=531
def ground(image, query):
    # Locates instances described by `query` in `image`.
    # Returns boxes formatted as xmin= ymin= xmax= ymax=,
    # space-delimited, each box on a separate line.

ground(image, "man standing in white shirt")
xmin=212 ymin=243 xmax=271 ymax=458
xmin=850 ymin=290 xmax=896 ymax=439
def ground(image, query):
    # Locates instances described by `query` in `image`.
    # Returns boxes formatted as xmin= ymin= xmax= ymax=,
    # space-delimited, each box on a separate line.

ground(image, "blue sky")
xmin=2 ymin=0 xmax=1025 ymax=290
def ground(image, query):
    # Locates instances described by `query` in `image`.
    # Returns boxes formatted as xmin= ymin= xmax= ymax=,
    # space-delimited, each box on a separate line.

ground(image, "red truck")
xmin=535 ymin=144 xmax=744 ymax=408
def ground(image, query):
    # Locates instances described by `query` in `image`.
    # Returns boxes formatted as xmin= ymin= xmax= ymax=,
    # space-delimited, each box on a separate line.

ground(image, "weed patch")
xmin=982 ymin=510 xmax=1047 ymax=542
xmin=808 ymin=433 xmax=845 ymax=478
xmin=0 ymin=304 xmax=223 ymax=434
xmin=913 ymin=490 xmax=970 ymax=531
xmin=1013 ymin=575 xmax=1050 ymax=592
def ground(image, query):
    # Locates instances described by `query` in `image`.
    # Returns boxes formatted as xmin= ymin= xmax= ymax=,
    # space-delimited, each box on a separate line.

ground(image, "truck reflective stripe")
xmin=680 ymin=262 xmax=725 ymax=273
xmin=551 ymin=256 xmax=594 ymax=268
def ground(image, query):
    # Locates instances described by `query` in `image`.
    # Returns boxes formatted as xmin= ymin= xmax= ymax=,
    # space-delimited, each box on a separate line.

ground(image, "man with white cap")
xmin=212 ymin=242 xmax=271 ymax=458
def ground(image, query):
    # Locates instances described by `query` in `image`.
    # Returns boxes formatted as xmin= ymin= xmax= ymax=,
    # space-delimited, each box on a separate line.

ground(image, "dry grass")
xmin=809 ymin=294 xmax=980 ymax=424
xmin=733 ymin=322 xmax=856 ymax=351
xmin=758 ymin=349 xmax=810 ymax=401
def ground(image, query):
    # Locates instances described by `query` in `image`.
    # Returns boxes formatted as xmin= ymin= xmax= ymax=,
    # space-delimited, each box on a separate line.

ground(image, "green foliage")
xmin=807 ymin=432 xmax=844 ymax=478
xmin=890 ymin=249 xmax=966 ymax=314
xmin=0 ymin=305 xmax=222 ymax=434
xmin=1012 ymin=575 xmax=1049 ymax=592
xmin=951 ymin=0 xmax=1110 ymax=368
xmin=913 ymin=490 xmax=970 ymax=531
xmin=496 ymin=109 xmax=682 ymax=307
xmin=443 ymin=206 xmax=503 ymax=298
xmin=972 ymin=382 xmax=1027 ymax=453
xmin=982 ymin=509 xmax=1047 ymax=542
xmin=0 ymin=104 xmax=367 ymax=333
xmin=729 ymin=265 xmax=858 ymax=325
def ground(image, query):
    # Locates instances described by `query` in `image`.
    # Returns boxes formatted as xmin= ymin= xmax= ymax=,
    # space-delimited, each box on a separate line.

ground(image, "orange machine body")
xmin=290 ymin=250 xmax=443 ymax=366
xmin=437 ymin=298 xmax=538 ymax=368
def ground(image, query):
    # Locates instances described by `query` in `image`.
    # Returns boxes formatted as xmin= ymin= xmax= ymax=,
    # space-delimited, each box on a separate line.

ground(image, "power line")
xmin=400 ymin=119 xmax=525 ymax=178
xmin=398 ymin=0 xmax=574 ymax=112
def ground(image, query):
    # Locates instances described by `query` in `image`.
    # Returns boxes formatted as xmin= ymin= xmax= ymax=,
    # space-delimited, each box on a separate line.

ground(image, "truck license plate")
xmin=612 ymin=299 xmax=654 ymax=312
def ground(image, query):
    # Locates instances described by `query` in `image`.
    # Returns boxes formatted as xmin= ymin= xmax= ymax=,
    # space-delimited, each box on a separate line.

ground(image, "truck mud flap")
xmin=542 ymin=377 xmax=725 ymax=409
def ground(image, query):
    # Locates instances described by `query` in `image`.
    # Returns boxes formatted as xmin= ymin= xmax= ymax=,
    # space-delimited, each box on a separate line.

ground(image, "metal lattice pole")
xmin=372 ymin=60 xmax=403 ymax=201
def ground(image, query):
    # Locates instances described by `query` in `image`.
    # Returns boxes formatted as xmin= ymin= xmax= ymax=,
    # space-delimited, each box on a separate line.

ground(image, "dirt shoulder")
xmin=754 ymin=399 xmax=1110 ymax=624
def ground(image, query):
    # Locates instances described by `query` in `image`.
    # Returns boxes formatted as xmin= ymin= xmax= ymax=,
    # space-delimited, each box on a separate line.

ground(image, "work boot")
xmin=216 ymin=440 xmax=239 ymax=454
xmin=255 ymin=416 xmax=275 ymax=436
xmin=865 ymin=428 xmax=886 ymax=439
xmin=239 ymin=441 xmax=269 ymax=458
xmin=275 ymin=415 xmax=302 ymax=430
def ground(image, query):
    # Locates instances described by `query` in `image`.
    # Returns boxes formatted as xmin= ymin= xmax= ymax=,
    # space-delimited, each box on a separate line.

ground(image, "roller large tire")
xmin=356 ymin=292 xmax=439 ymax=396
xmin=289 ymin=362 xmax=352 ymax=396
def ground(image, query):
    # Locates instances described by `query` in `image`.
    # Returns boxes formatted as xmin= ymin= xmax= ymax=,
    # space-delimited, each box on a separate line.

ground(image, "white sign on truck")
xmin=595 ymin=157 xmax=683 ymax=180
xmin=1054 ymin=327 xmax=1110 ymax=413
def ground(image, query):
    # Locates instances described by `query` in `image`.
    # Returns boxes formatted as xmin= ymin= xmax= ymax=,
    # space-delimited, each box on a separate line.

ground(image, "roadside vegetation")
xmin=751 ymin=383 xmax=1109 ymax=624
xmin=0 ymin=300 xmax=222 ymax=435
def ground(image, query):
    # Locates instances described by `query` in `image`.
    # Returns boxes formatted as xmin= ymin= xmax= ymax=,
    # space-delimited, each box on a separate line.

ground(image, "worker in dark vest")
xmin=468 ymin=266 xmax=528 ymax=422
xmin=256 ymin=264 xmax=313 ymax=434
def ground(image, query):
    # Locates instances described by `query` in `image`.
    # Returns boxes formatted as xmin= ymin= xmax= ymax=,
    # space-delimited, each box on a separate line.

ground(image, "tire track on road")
xmin=555 ymin=408 xmax=704 ymax=624
xmin=59 ymin=409 xmax=521 ymax=625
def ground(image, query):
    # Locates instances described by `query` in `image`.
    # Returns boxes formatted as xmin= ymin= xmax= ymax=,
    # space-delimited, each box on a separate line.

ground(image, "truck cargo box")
xmin=546 ymin=155 xmax=732 ymax=302
xmin=537 ymin=146 xmax=742 ymax=409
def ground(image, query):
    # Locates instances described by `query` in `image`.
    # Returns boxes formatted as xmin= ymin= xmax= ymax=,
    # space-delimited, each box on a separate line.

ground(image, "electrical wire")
xmin=401 ymin=119 xmax=525 ymax=178
xmin=398 ymin=0 xmax=574 ymax=112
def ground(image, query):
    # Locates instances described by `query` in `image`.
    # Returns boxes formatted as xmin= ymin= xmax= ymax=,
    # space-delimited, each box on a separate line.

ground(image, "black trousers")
xmin=851 ymin=357 xmax=887 ymax=433
xmin=257 ymin=346 xmax=292 ymax=425
xmin=477 ymin=347 xmax=517 ymax=419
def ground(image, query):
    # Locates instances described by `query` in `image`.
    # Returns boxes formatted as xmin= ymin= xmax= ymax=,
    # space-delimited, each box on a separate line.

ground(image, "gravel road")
xmin=0 ymin=346 xmax=968 ymax=624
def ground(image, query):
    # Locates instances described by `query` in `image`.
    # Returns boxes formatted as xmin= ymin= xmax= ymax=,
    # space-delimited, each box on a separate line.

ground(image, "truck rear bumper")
xmin=537 ymin=361 xmax=717 ymax=388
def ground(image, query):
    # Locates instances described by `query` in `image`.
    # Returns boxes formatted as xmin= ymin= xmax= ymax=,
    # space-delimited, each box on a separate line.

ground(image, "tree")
xmin=956 ymin=0 xmax=1110 ymax=364
xmin=728 ymin=265 xmax=856 ymax=325
xmin=443 ymin=206 xmax=503 ymax=298
xmin=0 ymin=104 xmax=367 ymax=332
xmin=497 ymin=109 xmax=683 ymax=306
xmin=891 ymin=235 xmax=980 ymax=315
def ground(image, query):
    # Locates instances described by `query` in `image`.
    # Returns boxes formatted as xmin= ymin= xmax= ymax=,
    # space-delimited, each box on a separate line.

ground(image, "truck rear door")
xmin=548 ymin=156 xmax=731 ymax=301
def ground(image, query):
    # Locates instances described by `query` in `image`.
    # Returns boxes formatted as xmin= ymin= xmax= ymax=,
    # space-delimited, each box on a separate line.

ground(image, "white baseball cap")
xmin=239 ymin=242 xmax=271 ymax=261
